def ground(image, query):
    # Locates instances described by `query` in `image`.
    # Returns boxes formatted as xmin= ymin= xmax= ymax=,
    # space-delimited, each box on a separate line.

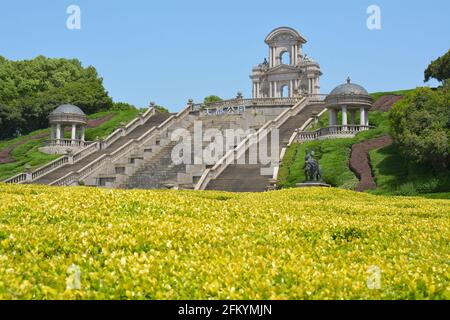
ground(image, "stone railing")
xmin=3 ymin=107 xmax=157 ymax=185
xmin=306 ymin=94 xmax=328 ymax=102
xmin=46 ymin=139 xmax=86 ymax=147
xmin=101 ymin=107 xmax=156 ymax=149
xmin=31 ymin=156 xmax=70 ymax=180
xmin=193 ymin=97 xmax=301 ymax=110
xmin=3 ymin=141 xmax=101 ymax=184
xmin=195 ymin=97 xmax=309 ymax=190
xmin=73 ymin=142 xmax=100 ymax=163
xmin=49 ymin=104 xmax=193 ymax=186
xmin=297 ymin=125 xmax=373 ymax=142
xmin=3 ymin=173 xmax=28 ymax=184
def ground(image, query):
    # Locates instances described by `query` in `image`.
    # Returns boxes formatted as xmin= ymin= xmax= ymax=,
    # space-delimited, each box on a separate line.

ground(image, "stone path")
xmin=349 ymin=135 xmax=393 ymax=191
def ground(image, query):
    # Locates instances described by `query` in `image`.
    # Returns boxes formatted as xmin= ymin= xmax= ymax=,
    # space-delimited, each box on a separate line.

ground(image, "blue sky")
xmin=0 ymin=0 xmax=449 ymax=111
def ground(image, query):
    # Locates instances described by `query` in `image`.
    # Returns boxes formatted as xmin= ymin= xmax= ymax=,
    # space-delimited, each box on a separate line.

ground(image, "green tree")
xmin=424 ymin=49 xmax=450 ymax=84
xmin=203 ymin=95 xmax=222 ymax=104
xmin=0 ymin=55 xmax=113 ymax=139
xmin=155 ymin=105 xmax=170 ymax=113
xmin=112 ymin=102 xmax=137 ymax=111
xmin=0 ymin=104 xmax=25 ymax=139
xmin=389 ymin=87 xmax=449 ymax=169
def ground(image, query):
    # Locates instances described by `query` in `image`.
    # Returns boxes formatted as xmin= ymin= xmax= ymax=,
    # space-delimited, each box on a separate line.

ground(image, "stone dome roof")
xmin=51 ymin=104 xmax=85 ymax=115
xmin=329 ymin=77 xmax=369 ymax=96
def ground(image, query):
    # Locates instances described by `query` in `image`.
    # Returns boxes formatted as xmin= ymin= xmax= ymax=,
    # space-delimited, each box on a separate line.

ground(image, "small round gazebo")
xmin=324 ymin=77 xmax=374 ymax=132
xmin=44 ymin=104 xmax=88 ymax=154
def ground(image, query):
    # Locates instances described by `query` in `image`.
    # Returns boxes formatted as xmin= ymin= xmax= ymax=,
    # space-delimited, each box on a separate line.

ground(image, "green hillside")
xmin=278 ymin=89 xmax=450 ymax=198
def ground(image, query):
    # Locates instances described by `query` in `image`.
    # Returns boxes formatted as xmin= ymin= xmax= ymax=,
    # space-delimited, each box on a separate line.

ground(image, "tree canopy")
xmin=203 ymin=95 xmax=222 ymax=104
xmin=0 ymin=55 xmax=113 ymax=139
xmin=389 ymin=87 xmax=449 ymax=170
xmin=424 ymin=49 xmax=450 ymax=84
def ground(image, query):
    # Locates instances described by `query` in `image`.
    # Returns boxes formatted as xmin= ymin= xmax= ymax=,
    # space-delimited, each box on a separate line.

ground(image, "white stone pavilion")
xmin=40 ymin=104 xmax=88 ymax=154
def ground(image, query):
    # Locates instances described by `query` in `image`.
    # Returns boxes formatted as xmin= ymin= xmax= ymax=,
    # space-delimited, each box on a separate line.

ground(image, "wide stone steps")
xmin=126 ymin=141 xmax=183 ymax=189
xmin=125 ymin=116 xmax=248 ymax=190
xmin=205 ymin=104 xmax=323 ymax=192
xmin=32 ymin=112 xmax=171 ymax=185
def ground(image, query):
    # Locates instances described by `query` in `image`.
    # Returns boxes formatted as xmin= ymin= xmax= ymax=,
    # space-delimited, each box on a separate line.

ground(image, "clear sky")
xmin=0 ymin=0 xmax=448 ymax=111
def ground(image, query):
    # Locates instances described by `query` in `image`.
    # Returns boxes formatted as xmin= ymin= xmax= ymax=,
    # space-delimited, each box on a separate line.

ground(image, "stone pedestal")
xmin=296 ymin=182 xmax=331 ymax=188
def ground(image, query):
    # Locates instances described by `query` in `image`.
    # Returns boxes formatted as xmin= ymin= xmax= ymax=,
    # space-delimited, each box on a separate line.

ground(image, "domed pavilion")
xmin=42 ymin=104 xmax=88 ymax=154
xmin=325 ymin=77 xmax=374 ymax=131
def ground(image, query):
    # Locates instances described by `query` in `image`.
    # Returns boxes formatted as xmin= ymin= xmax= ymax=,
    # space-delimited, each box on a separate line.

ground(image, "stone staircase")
xmin=31 ymin=111 xmax=171 ymax=185
xmin=124 ymin=114 xmax=257 ymax=190
xmin=125 ymin=141 xmax=183 ymax=189
xmin=204 ymin=103 xmax=325 ymax=192
xmin=6 ymin=96 xmax=327 ymax=191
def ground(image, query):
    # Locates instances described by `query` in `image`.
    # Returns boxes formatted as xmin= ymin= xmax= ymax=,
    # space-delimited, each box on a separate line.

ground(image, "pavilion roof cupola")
xmin=251 ymin=26 xmax=322 ymax=99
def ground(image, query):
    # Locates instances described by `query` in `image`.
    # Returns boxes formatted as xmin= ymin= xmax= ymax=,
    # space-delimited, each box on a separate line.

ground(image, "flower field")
xmin=0 ymin=183 xmax=448 ymax=300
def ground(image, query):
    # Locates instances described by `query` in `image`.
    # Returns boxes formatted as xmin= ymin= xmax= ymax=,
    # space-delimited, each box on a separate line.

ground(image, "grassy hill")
xmin=0 ymin=183 xmax=448 ymax=299
xmin=0 ymin=109 xmax=139 ymax=181
xmin=278 ymin=90 xmax=450 ymax=197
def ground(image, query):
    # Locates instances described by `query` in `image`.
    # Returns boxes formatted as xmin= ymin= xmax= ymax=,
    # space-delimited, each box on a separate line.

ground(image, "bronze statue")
xmin=304 ymin=149 xmax=322 ymax=182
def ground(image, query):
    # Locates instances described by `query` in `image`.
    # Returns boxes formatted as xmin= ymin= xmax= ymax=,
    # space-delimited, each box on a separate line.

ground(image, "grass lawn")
xmin=370 ymin=89 xmax=415 ymax=101
xmin=0 ymin=138 xmax=60 ymax=180
xmin=279 ymin=107 xmax=449 ymax=198
xmin=84 ymin=109 xmax=139 ymax=141
xmin=368 ymin=144 xmax=450 ymax=196
xmin=278 ymin=111 xmax=390 ymax=189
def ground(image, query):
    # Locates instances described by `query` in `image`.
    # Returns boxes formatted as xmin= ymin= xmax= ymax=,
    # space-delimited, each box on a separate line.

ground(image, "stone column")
xmin=349 ymin=110 xmax=356 ymax=125
xmin=56 ymin=123 xmax=61 ymax=140
xmin=360 ymin=107 xmax=366 ymax=126
xmin=71 ymin=124 xmax=77 ymax=145
xmin=269 ymin=47 xmax=273 ymax=67
xmin=272 ymin=48 xmax=276 ymax=67
xmin=328 ymin=109 xmax=334 ymax=127
xmin=81 ymin=126 xmax=85 ymax=142
xmin=269 ymin=82 xmax=273 ymax=98
xmin=329 ymin=108 xmax=338 ymax=126
xmin=291 ymin=46 xmax=295 ymax=65
xmin=274 ymin=82 xmax=278 ymax=98
xmin=365 ymin=110 xmax=369 ymax=126
xmin=293 ymin=45 xmax=297 ymax=65
xmin=341 ymin=105 xmax=348 ymax=130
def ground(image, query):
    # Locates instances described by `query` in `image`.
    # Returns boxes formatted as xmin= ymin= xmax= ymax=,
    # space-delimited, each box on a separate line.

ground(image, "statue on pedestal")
xmin=304 ymin=149 xmax=322 ymax=182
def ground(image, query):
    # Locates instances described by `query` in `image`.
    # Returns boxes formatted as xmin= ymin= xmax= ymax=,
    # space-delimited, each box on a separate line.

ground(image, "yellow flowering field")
xmin=0 ymin=183 xmax=448 ymax=300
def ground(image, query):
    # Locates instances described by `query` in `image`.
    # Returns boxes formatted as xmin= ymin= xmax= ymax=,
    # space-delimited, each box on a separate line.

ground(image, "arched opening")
xmin=281 ymin=85 xmax=289 ymax=98
xmin=280 ymin=51 xmax=291 ymax=65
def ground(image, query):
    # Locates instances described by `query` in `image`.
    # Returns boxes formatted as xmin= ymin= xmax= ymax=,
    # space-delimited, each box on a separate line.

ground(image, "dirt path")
xmin=350 ymin=135 xmax=393 ymax=191
xmin=0 ymin=114 xmax=115 ymax=165
xmin=371 ymin=95 xmax=403 ymax=112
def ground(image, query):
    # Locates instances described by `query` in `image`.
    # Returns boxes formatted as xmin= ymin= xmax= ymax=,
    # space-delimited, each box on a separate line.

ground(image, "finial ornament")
xmin=347 ymin=76 xmax=351 ymax=84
